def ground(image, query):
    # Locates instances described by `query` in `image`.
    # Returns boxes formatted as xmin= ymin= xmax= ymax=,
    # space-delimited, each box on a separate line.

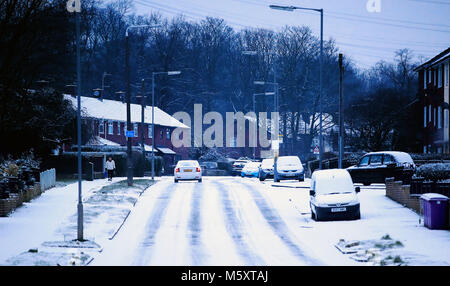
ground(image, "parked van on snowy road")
xmin=309 ymin=169 xmax=361 ymax=221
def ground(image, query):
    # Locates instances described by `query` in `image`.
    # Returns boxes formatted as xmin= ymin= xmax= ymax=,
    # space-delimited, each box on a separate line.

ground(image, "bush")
xmin=416 ymin=163 xmax=450 ymax=182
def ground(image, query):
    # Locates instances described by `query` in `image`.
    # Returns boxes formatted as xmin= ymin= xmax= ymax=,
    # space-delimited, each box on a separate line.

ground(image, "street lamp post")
xmin=101 ymin=72 xmax=112 ymax=99
xmin=270 ymin=4 xmax=324 ymax=169
xmin=242 ymin=50 xmax=258 ymax=159
xmin=125 ymin=24 xmax=161 ymax=186
xmin=151 ymin=71 xmax=181 ymax=180
xmin=254 ymin=81 xmax=279 ymax=180
xmin=66 ymin=0 xmax=84 ymax=242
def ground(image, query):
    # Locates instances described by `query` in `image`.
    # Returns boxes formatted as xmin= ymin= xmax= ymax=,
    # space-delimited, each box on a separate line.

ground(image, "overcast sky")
xmin=129 ymin=0 xmax=450 ymax=69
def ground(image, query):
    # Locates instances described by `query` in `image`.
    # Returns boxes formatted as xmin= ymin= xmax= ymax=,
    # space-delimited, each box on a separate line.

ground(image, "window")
xmin=429 ymin=105 xmax=431 ymax=122
xmin=438 ymin=106 xmax=442 ymax=129
xmin=160 ymin=130 xmax=163 ymax=139
xmin=166 ymin=128 xmax=171 ymax=140
xmin=444 ymin=110 xmax=449 ymax=129
xmin=99 ymin=121 xmax=104 ymax=134
xmin=134 ymin=123 xmax=138 ymax=137
xmin=108 ymin=121 xmax=113 ymax=135
xmin=370 ymin=155 xmax=383 ymax=165
xmin=424 ymin=106 xmax=427 ymax=127
xmin=423 ymin=145 xmax=427 ymax=154
xmin=383 ymin=155 xmax=395 ymax=165
xmin=117 ymin=122 xmax=121 ymax=135
xmin=424 ymin=71 xmax=427 ymax=89
xmin=446 ymin=63 xmax=449 ymax=87
xmin=359 ymin=156 xmax=370 ymax=166
xmin=148 ymin=124 xmax=153 ymax=138
xmin=438 ymin=65 xmax=442 ymax=88
xmin=434 ymin=69 xmax=436 ymax=86
xmin=429 ymin=69 xmax=431 ymax=83
xmin=434 ymin=107 xmax=437 ymax=127
xmin=124 ymin=123 xmax=128 ymax=136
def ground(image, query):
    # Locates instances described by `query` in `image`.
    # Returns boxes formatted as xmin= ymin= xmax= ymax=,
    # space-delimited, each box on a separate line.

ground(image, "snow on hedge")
xmin=416 ymin=163 xmax=450 ymax=182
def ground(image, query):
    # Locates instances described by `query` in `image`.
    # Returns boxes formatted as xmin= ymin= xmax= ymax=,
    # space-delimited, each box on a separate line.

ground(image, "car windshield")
xmin=313 ymin=171 xmax=354 ymax=195
xmin=316 ymin=178 xmax=354 ymax=195
xmin=359 ymin=156 xmax=370 ymax=166
xmin=244 ymin=162 xmax=261 ymax=169
xmin=261 ymin=159 xmax=274 ymax=168
xmin=277 ymin=156 xmax=301 ymax=167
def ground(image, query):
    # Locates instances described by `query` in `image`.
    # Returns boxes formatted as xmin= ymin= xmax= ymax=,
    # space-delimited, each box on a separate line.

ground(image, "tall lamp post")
xmin=254 ymin=81 xmax=279 ymax=180
xmin=242 ymin=50 xmax=258 ymax=159
xmin=66 ymin=0 xmax=84 ymax=241
xmin=151 ymin=71 xmax=181 ymax=180
xmin=270 ymin=4 xmax=324 ymax=169
xmin=125 ymin=24 xmax=160 ymax=186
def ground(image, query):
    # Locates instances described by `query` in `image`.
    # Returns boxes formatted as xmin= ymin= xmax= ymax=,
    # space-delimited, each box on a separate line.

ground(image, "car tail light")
xmin=196 ymin=167 xmax=201 ymax=172
xmin=176 ymin=168 xmax=180 ymax=172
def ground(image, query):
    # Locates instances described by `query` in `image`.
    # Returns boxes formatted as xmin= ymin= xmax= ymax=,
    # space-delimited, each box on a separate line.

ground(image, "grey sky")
xmin=130 ymin=0 xmax=450 ymax=69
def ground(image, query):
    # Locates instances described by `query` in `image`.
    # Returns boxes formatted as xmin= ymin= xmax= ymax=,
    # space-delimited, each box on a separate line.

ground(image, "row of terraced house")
xmin=415 ymin=47 xmax=450 ymax=154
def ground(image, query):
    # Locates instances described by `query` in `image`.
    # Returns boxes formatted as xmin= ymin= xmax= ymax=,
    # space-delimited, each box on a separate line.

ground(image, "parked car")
xmin=241 ymin=162 xmax=261 ymax=178
xmin=347 ymin=151 xmax=416 ymax=186
xmin=199 ymin=161 xmax=218 ymax=175
xmin=274 ymin=156 xmax=304 ymax=182
xmin=259 ymin=158 xmax=274 ymax=181
xmin=174 ymin=160 xmax=202 ymax=183
xmin=232 ymin=158 xmax=251 ymax=176
xmin=309 ymin=169 xmax=361 ymax=221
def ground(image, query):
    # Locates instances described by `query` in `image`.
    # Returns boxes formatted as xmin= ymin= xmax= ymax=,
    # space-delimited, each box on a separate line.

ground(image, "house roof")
xmin=414 ymin=47 xmax=450 ymax=71
xmin=86 ymin=136 xmax=120 ymax=146
xmin=157 ymin=147 xmax=176 ymax=155
xmin=64 ymin=95 xmax=189 ymax=129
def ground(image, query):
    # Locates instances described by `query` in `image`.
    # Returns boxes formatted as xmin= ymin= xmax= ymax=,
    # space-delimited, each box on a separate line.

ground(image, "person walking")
xmin=105 ymin=157 xmax=116 ymax=181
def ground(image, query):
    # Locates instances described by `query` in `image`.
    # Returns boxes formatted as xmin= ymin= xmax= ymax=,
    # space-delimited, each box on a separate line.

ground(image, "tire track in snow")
xmin=188 ymin=181 xmax=208 ymax=265
xmin=136 ymin=181 xmax=178 ymax=265
xmin=213 ymin=181 xmax=264 ymax=265
xmin=240 ymin=180 xmax=323 ymax=265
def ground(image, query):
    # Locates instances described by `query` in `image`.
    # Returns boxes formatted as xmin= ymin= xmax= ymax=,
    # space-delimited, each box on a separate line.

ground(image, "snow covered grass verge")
xmin=57 ymin=179 xmax=156 ymax=242
xmin=1 ymin=178 xmax=156 ymax=266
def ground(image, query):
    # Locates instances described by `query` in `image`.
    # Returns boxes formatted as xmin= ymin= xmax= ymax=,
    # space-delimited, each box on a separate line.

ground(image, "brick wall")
xmin=385 ymin=177 xmax=450 ymax=227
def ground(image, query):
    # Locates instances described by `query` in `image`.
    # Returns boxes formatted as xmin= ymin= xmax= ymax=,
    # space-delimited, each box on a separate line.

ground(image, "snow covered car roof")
xmin=365 ymin=151 xmax=414 ymax=164
xmin=64 ymin=95 xmax=189 ymax=129
xmin=312 ymin=169 xmax=355 ymax=194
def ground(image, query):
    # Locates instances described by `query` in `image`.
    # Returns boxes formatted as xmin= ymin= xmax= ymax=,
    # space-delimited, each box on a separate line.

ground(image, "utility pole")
xmin=125 ymin=30 xmax=133 ymax=186
xmin=339 ymin=53 xmax=344 ymax=169
xmin=140 ymin=79 xmax=146 ymax=173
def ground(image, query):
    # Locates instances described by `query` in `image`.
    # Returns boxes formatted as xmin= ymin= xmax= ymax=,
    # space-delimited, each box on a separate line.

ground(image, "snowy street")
xmin=91 ymin=177 xmax=450 ymax=266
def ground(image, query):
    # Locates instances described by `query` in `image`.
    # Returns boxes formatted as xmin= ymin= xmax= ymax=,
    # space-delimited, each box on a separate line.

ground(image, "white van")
xmin=309 ymin=169 xmax=360 ymax=221
xmin=274 ymin=156 xmax=304 ymax=182
xmin=174 ymin=160 xmax=202 ymax=183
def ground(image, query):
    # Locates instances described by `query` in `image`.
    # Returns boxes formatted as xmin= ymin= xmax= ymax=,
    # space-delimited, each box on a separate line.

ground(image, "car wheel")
xmin=363 ymin=182 xmax=371 ymax=186
xmin=310 ymin=206 xmax=316 ymax=220
xmin=315 ymin=211 xmax=320 ymax=221
xmin=174 ymin=179 xmax=178 ymax=183
xmin=354 ymin=210 xmax=361 ymax=220
xmin=299 ymin=177 xmax=304 ymax=182
xmin=198 ymin=179 xmax=202 ymax=183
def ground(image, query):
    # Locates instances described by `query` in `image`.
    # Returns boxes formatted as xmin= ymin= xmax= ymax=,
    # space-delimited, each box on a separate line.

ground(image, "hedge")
xmin=415 ymin=163 xmax=450 ymax=182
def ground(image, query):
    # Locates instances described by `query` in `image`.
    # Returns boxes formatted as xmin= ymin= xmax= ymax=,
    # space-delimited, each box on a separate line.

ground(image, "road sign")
xmin=313 ymin=145 xmax=320 ymax=155
xmin=126 ymin=130 xmax=135 ymax=138
xmin=272 ymin=140 xmax=279 ymax=150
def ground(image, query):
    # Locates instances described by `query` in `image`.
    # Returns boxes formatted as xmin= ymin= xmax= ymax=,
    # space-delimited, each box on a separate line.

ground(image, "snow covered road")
xmin=92 ymin=177 xmax=450 ymax=266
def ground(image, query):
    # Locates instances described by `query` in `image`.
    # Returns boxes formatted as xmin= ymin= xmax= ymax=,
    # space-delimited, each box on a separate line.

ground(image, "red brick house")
xmin=415 ymin=47 xmax=450 ymax=154
xmin=64 ymin=95 xmax=190 ymax=170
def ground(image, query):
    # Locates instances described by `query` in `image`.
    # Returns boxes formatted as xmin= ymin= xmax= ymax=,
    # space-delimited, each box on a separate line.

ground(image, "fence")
xmin=39 ymin=168 xmax=56 ymax=191
xmin=410 ymin=178 xmax=450 ymax=198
